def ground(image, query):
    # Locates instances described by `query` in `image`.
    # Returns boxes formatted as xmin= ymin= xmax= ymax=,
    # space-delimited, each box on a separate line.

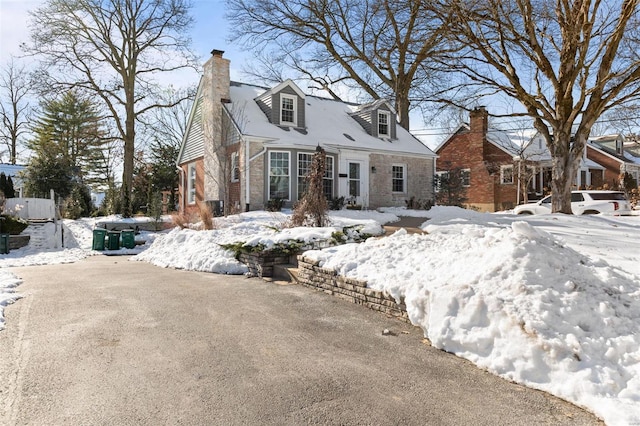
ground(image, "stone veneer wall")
xmin=239 ymin=250 xmax=291 ymax=278
xmin=296 ymin=255 xmax=410 ymax=323
xmin=9 ymin=235 xmax=30 ymax=250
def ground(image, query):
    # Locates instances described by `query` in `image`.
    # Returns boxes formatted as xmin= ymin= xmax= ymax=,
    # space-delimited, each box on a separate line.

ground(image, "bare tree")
xmin=227 ymin=0 xmax=451 ymax=130
xmin=438 ymin=0 xmax=640 ymax=213
xmin=23 ymin=0 xmax=198 ymax=216
xmin=0 ymin=58 xmax=31 ymax=164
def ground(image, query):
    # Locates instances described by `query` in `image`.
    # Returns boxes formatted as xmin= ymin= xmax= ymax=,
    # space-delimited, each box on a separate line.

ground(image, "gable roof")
xmin=436 ymin=122 xmax=523 ymax=157
xmin=227 ymin=82 xmax=435 ymax=157
xmin=177 ymin=78 xmax=205 ymax=165
xmin=587 ymin=139 xmax=636 ymax=165
xmin=267 ymin=79 xmax=306 ymax=99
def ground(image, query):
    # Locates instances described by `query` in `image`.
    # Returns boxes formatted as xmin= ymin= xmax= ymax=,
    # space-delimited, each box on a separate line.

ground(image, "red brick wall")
xmin=437 ymin=108 xmax=518 ymax=211
xmin=586 ymin=147 xmax=622 ymax=188
xmin=179 ymin=158 xmax=204 ymax=216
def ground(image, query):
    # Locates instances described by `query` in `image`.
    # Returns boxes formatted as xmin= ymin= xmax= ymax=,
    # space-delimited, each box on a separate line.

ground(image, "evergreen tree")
xmin=435 ymin=163 xmax=468 ymax=207
xmin=5 ymin=175 xmax=14 ymax=198
xmin=24 ymin=90 xmax=105 ymax=211
xmin=0 ymin=173 xmax=6 ymax=197
xmin=149 ymin=138 xmax=180 ymax=213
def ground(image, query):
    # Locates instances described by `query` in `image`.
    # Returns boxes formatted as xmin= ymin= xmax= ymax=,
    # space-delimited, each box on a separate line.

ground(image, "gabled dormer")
xmin=255 ymin=79 xmax=306 ymax=129
xmin=349 ymin=99 xmax=397 ymax=140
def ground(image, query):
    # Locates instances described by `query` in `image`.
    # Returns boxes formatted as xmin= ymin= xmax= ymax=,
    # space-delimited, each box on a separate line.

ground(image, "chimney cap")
xmin=211 ymin=49 xmax=225 ymax=57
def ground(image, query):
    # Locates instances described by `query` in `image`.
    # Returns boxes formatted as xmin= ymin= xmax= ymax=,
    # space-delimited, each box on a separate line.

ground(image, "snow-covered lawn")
xmin=1 ymin=207 xmax=639 ymax=425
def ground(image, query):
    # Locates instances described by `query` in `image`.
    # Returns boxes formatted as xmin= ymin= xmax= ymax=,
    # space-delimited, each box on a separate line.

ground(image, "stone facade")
xmin=369 ymin=153 xmax=435 ymax=208
xmin=239 ymin=250 xmax=291 ymax=278
xmin=248 ymin=142 xmax=266 ymax=210
xmin=296 ymin=255 xmax=410 ymax=322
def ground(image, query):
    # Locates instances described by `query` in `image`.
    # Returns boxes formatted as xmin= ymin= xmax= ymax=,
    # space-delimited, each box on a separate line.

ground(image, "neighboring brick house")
xmin=586 ymin=134 xmax=640 ymax=188
xmin=177 ymin=50 xmax=437 ymax=216
xmin=436 ymin=107 xmax=521 ymax=212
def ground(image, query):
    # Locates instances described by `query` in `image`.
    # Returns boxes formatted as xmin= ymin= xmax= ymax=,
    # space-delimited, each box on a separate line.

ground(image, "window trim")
xmin=231 ymin=152 xmax=240 ymax=182
xmin=391 ymin=164 xmax=406 ymax=193
xmin=187 ymin=163 xmax=196 ymax=205
xmin=280 ymin=94 xmax=297 ymax=126
xmin=378 ymin=110 xmax=390 ymax=137
xmin=462 ymin=168 xmax=471 ymax=187
xmin=297 ymin=152 xmax=334 ymax=200
xmin=268 ymin=150 xmax=291 ymax=201
xmin=500 ymin=165 xmax=514 ymax=185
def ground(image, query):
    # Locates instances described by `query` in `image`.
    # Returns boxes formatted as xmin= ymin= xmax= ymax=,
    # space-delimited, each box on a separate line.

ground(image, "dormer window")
xmin=378 ymin=111 xmax=390 ymax=137
xmin=281 ymin=94 xmax=297 ymax=126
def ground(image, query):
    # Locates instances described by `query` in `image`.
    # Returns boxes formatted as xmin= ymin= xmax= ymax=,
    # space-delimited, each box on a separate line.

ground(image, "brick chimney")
xmin=202 ymin=49 xmax=231 ymax=201
xmin=468 ymin=106 xmax=488 ymax=155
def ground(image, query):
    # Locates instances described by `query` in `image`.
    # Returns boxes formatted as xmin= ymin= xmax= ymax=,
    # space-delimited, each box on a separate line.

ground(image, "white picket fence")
xmin=4 ymin=197 xmax=57 ymax=220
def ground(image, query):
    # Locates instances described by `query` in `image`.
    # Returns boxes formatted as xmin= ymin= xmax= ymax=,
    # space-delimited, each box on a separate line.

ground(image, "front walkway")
xmin=382 ymin=216 xmax=427 ymax=236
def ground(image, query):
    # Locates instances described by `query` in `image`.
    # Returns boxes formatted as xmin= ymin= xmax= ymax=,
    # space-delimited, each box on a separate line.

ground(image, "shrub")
xmin=406 ymin=196 xmax=434 ymax=210
xmin=197 ymin=201 xmax=215 ymax=230
xmin=329 ymin=196 xmax=345 ymax=210
xmin=0 ymin=215 xmax=28 ymax=235
xmin=266 ymin=197 xmax=284 ymax=212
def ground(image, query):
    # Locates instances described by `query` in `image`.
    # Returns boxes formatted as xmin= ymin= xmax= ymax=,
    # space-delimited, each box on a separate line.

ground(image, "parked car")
xmin=513 ymin=190 xmax=632 ymax=215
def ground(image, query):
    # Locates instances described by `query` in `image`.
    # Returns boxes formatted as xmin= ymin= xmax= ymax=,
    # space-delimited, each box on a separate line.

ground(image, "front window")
xmin=231 ymin=152 xmax=239 ymax=182
xmin=435 ymin=171 xmax=447 ymax=192
xmin=378 ymin=111 xmax=389 ymax=136
xmin=462 ymin=169 xmax=471 ymax=187
xmin=298 ymin=153 xmax=334 ymax=200
xmin=187 ymin=163 xmax=196 ymax=204
xmin=500 ymin=165 xmax=514 ymax=185
xmin=281 ymin=95 xmax=296 ymax=126
xmin=392 ymin=164 xmax=406 ymax=193
xmin=269 ymin=151 xmax=290 ymax=200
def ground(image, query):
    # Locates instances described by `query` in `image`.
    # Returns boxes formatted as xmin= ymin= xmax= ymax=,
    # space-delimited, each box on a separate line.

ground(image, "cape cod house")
xmin=177 ymin=50 xmax=437 ymax=215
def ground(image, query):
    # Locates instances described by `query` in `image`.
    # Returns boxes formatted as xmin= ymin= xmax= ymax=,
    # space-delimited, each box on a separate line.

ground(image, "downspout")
xmin=433 ymin=156 xmax=437 ymax=206
xmin=245 ymin=142 xmax=267 ymax=212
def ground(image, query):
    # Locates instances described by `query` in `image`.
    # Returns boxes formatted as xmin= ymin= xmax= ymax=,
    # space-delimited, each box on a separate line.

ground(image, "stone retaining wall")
xmin=296 ymin=255 xmax=409 ymax=322
xmin=9 ymin=235 xmax=30 ymax=250
xmin=239 ymin=251 xmax=291 ymax=278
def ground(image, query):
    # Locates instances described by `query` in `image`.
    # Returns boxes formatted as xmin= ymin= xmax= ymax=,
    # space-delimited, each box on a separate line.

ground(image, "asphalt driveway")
xmin=0 ymin=256 xmax=601 ymax=425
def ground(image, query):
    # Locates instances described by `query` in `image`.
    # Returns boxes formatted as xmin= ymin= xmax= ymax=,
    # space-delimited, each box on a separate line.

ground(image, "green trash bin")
xmin=92 ymin=228 xmax=107 ymax=251
xmin=0 ymin=233 xmax=9 ymax=254
xmin=106 ymin=231 xmax=121 ymax=250
xmin=121 ymin=229 xmax=135 ymax=249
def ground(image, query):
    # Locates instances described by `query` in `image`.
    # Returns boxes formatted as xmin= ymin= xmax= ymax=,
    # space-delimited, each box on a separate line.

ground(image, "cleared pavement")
xmin=1 ymin=255 xmax=601 ymax=425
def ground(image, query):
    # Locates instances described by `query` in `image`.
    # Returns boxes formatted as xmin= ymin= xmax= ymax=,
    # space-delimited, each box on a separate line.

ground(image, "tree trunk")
xmin=395 ymin=78 xmax=411 ymax=130
xmin=549 ymin=132 xmax=580 ymax=214
xmin=121 ymin=84 xmax=136 ymax=217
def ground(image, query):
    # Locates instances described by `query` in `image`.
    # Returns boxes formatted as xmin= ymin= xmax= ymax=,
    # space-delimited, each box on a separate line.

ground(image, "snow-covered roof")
xmin=227 ymin=82 xmax=436 ymax=157
xmin=0 ymin=164 xmax=25 ymax=177
xmin=435 ymin=122 xmax=529 ymax=157
xmin=486 ymin=128 xmax=522 ymax=155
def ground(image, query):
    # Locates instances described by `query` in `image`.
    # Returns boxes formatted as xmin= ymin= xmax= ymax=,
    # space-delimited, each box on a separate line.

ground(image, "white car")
xmin=513 ymin=190 xmax=632 ymax=215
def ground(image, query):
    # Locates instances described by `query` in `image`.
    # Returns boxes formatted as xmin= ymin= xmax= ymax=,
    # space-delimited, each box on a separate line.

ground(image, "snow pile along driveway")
xmin=0 ymin=271 xmax=22 ymax=330
xmin=304 ymin=221 xmax=640 ymax=426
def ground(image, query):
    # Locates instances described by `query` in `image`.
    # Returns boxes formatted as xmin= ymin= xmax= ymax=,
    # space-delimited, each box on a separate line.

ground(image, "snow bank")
xmin=304 ymin=221 xmax=640 ymax=426
xmin=0 ymin=270 xmax=22 ymax=330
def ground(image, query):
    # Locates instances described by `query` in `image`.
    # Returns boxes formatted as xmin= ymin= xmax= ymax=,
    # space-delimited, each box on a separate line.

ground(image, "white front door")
xmin=348 ymin=161 xmax=363 ymax=205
